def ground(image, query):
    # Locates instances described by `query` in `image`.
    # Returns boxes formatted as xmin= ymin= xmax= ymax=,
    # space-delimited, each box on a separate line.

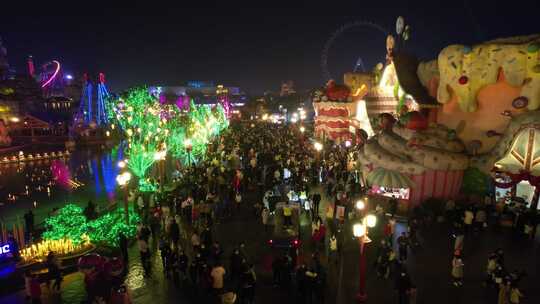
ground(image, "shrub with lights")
xmin=42 ymin=204 xmax=140 ymax=247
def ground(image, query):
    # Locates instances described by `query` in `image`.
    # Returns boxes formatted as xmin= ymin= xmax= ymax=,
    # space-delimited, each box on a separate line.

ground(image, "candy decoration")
xmin=458 ymin=76 xmax=468 ymax=85
xmin=512 ymin=96 xmax=529 ymax=109
xmin=396 ymin=16 xmax=405 ymax=35
xmin=527 ymin=42 xmax=540 ymax=53
xmin=486 ymin=130 xmax=502 ymax=137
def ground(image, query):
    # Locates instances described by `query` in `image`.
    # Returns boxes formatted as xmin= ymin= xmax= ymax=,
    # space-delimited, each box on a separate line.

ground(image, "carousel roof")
xmin=366 ymin=167 xmax=415 ymax=188
xmin=495 ymin=127 xmax=540 ymax=176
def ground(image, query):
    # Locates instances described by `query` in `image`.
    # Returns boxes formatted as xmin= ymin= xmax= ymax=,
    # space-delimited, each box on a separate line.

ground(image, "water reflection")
xmin=0 ymin=145 xmax=124 ymax=227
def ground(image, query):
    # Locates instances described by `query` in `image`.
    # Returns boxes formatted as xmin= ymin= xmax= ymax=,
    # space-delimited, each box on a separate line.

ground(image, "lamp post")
xmin=184 ymin=138 xmax=193 ymax=167
xmin=116 ymin=172 xmax=132 ymax=224
xmin=352 ymin=200 xmax=377 ymax=303
xmin=153 ymin=150 xmax=166 ymax=186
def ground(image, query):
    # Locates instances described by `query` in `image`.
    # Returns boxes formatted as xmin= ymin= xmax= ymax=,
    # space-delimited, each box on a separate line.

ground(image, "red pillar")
xmin=357 ymin=238 xmax=367 ymax=302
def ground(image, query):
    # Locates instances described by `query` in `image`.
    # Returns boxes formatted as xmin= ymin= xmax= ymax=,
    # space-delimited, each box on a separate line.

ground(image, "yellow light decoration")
xmin=20 ymin=237 xmax=92 ymax=263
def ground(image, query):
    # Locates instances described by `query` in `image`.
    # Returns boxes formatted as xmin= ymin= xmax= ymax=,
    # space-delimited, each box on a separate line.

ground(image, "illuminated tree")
xmin=42 ymin=204 xmax=140 ymax=247
xmin=42 ymin=204 xmax=88 ymax=245
xmin=106 ymin=87 xmax=229 ymax=190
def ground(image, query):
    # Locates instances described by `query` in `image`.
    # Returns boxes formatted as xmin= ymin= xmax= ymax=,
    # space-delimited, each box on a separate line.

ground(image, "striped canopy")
xmin=366 ymin=167 xmax=415 ymax=188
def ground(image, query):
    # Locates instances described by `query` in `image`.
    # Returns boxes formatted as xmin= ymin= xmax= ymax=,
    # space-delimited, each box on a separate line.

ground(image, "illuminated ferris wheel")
xmin=321 ymin=21 xmax=389 ymax=81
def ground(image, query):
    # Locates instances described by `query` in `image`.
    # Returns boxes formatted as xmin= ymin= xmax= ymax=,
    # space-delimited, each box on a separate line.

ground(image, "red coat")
xmin=384 ymin=223 xmax=392 ymax=237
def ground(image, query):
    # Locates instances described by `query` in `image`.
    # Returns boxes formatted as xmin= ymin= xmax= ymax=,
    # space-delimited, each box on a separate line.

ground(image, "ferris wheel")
xmin=321 ymin=21 xmax=389 ymax=81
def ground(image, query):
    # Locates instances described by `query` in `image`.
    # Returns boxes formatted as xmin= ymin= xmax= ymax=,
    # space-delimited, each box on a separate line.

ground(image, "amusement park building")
xmin=149 ymin=82 xmax=247 ymax=108
xmin=313 ymin=34 xmax=540 ymax=210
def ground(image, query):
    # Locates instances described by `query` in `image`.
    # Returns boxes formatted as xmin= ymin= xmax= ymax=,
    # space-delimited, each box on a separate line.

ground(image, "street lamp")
xmin=117 ymin=160 xmax=126 ymax=169
xmin=299 ymin=126 xmax=305 ymax=133
xmin=116 ymin=172 xmax=132 ymax=224
xmin=352 ymin=212 xmax=376 ymax=303
xmin=153 ymin=150 xmax=166 ymax=186
xmin=355 ymin=199 xmax=365 ymax=211
xmin=314 ymin=142 xmax=323 ymax=152
xmin=184 ymin=138 xmax=193 ymax=166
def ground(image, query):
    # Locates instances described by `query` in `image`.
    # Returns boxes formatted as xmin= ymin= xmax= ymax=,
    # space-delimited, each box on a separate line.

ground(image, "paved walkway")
xmin=1 ymin=186 xmax=539 ymax=304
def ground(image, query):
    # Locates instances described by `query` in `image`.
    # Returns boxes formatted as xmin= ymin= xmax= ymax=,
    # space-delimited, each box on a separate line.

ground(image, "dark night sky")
xmin=2 ymin=1 xmax=539 ymax=94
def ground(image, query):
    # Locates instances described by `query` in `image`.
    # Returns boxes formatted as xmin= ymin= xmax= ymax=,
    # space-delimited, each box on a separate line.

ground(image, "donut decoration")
xmin=512 ymin=96 xmax=528 ymax=109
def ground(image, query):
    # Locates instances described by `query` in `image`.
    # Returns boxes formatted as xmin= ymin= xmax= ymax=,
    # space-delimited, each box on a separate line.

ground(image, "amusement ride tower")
xmin=76 ymin=73 xmax=110 ymax=127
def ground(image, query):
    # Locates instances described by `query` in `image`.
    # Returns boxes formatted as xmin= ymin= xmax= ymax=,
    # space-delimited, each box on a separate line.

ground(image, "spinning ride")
xmin=40 ymin=60 xmax=64 ymax=98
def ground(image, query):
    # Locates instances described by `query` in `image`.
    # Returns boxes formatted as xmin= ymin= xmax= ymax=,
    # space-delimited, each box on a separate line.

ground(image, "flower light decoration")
xmin=106 ymin=87 xmax=228 ymax=191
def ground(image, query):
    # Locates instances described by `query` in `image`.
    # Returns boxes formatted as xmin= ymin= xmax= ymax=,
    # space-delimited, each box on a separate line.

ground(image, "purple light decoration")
xmin=175 ymin=95 xmax=184 ymax=110
xmin=50 ymin=160 xmax=71 ymax=189
xmin=176 ymin=95 xmax=189 ymax=110
xmin=159 ymin=93 xmax=166 ymax=105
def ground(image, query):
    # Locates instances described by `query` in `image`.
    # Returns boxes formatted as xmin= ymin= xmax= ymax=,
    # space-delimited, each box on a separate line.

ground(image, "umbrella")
xmin=366 ymin=167 xmax=415 ymax=188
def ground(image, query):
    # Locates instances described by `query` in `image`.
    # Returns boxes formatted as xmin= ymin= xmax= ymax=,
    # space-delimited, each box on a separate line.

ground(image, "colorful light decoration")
xmin=41 ymin=60 xmax=61 ymax=88
xmin=20 ymin=238 xmax=92 ymax=263
xmin=41 ymin=204 xmax=140 ymax=248
xmin=106 ymin=87 xmax=228 ymax=190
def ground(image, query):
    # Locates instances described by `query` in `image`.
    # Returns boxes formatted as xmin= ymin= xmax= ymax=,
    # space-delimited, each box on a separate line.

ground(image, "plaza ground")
xmin=1 ymin=186 xmax=539 ymax=304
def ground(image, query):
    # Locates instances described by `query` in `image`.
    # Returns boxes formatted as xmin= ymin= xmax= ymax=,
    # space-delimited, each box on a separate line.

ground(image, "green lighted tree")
xmin=42 ymin=204 xmax=140 ymax=247
xmin=42 ymin=204 xmax=88 ymax=245
xmin=106 ymin=87 xmax=229 ymax=190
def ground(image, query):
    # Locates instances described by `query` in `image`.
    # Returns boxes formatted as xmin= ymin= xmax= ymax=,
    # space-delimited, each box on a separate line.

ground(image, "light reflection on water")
xmin=0 ymin=145 xmax=124 ymax=227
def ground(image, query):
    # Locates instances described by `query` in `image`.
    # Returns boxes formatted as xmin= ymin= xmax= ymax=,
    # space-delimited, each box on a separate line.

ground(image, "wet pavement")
xmin=1 ymin=186 xmax=540 ymax=304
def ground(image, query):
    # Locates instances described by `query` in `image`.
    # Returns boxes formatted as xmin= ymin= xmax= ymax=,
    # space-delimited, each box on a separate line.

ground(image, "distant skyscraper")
xmin=280 ymin=80 xmax=296 ymax=96
xmin=0 ymin=36 xmax=9 ymax=80
xmin=27 ymin=56 xmax=35 ymax=78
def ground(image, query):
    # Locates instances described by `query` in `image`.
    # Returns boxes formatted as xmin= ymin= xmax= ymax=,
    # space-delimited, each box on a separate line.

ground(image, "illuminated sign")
xmin=0 ymin=244 xmax=10 ymax=255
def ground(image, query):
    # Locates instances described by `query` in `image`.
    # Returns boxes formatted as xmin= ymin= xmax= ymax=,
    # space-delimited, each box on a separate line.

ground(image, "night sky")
xmin=2 ymin=2 xmax=539 ymax=94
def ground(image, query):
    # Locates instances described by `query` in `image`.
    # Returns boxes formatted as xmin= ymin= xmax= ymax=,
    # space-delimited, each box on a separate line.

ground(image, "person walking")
xmin=385 ymin=216 xmax=396 ymax=245
xmin=119 ymin=232 xmax=129 ymax=265
xmin=509 ymin=284 xmax=524 ymax=304
xmin=464 ymin=207 xmax=474 ymax=235
xmin=261 ymin=207 xmax=270 ymax=232
xmin=30 ymin=273 xmax=42 ymax=304
xmin=451 ymin=253 xmax=464 ymax=287
xmin=397 ymin=232 xmax=409 ymax=262
xmin=395 ymin=269 xmax=411 ymax=304
xmin=475 ymin=207 xmax=487 ymax=231
xmin=159 ymin=239 xmax=171 ymax=276
xmin=169 ymin=218 xmax=180 ymax=248
xmin=191 ymin=231 xmax=201 ymax=253
xmin=138 ymin=237 xmax=151 ymax=274
xmin=328 ymin=234 xmax=338 ymax=266
xmin=239 ymin=264 xmax=256 ymax=304
xmin=498 ymin=280 xmax=511 ymax=304
xmin=312 ymin=192 xmax=321 ymax=220
xmin=210 ymin=262 xmax=226 ymax=297
xmin=46 ymin=251 xmax=62 ymax=293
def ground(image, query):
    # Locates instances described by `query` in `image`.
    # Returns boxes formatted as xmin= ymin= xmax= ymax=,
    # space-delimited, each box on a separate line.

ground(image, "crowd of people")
xmin=130 ymin=121 xmax=353 ymax=304
xmin=18 ymin=120 xmax=539 ymax=304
